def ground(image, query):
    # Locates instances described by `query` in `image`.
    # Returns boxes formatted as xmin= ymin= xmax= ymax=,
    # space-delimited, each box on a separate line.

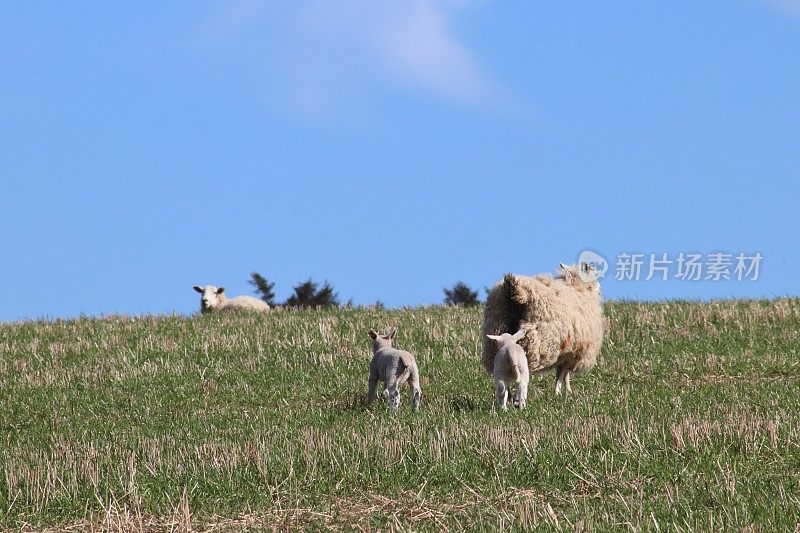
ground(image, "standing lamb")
xmin=192 ymin=285 xmax=270 ymax=313
xmin=487 ymin=330 xmax=529 ymax=411
xmin=482 ymin=262 xmax=603 ymax=395
xmin=367 ymin=328 xmax=422 ymax=413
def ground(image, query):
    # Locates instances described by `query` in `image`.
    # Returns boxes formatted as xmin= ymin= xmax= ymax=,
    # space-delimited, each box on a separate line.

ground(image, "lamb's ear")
xmin=368 ymin=329 xmax=378 ymax=340
xmin=511 ymin=330 xmax=525 ymax=342
xmin=216 ymin=287 xmax=226 ymax=295
xmin=193 ymin=286 xmax=203 ymax=293
xmin=388 ymin=328 xmax=397 ymax=340
xmin=486 ymin=334 xmax=502 ymax=343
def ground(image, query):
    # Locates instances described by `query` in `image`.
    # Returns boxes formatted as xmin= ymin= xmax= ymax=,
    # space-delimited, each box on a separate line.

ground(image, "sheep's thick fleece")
xmin=482 ymin=264 xmax=603 ymax=380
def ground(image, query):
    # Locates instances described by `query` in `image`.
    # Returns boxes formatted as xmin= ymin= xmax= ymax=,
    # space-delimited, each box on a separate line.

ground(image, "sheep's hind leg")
xmin=555 ymin=365 xmax=568 ymax=396
xmin=564 ymin=370 xmax=572 ymax=394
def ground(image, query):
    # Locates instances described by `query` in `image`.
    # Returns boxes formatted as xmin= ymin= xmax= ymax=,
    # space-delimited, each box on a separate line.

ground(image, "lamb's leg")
xmin=387 ymin=383 xmax=400 ymax=414
xmin=516 ymin=379 xmax=528 ymax=410
xmin=367 ymin=366 xmax=379 ymax=406
xmin=384 ymin=370 xmax=401 ymax=413
xmin=495 ymin=379 xmax=508 ymax=411
xmin=409 ymin=383 xmax=421 ymax=411
xmin=408 ymin=370 xmax=422 ymax=411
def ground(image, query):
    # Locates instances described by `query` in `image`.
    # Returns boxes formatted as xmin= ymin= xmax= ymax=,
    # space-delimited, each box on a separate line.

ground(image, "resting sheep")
xmin=482 ymin=262 xmax=603 ymax=395
xmin=192 ymin=285 xmax=270 ymax=313
xmin=367 ymin=328 xmax=422 ymax=413
xmin=487 ymin=330 xmax=529 ymax=411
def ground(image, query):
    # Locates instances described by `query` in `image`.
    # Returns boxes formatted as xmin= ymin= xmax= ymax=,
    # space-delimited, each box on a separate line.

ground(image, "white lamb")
xmin=486 ymin=330 xmax=529 ymax=411
xmin=367 ymin=328 xmax=422 ymax=413
xmin=192 ymin=285 xmax=270 ymax=313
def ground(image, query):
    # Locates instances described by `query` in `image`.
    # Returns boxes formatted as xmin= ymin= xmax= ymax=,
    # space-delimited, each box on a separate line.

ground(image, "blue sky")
xmin=1 ymin=1 xmax=798 ymax=320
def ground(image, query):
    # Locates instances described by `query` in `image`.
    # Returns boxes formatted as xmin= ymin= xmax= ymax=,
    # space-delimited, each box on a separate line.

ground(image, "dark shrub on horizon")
xmin=444 ymin=281 xmax=480 ymax=307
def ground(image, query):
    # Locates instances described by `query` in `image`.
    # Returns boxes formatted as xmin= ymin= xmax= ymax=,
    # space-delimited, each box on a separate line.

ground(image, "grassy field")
xmin=1 ymin=300 xmax=799 ymax=531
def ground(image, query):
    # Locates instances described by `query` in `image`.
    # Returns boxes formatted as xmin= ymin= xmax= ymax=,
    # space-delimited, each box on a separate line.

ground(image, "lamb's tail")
xmin=510 ymin=364 xmax=520 ymax=382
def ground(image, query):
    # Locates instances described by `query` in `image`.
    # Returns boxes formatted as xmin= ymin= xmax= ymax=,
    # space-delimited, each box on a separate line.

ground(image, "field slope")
xmin=1 ymin=300 xmax=799 ymax=530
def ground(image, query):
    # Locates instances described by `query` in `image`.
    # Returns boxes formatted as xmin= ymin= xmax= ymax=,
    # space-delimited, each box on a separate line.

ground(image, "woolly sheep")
xmin=192 ymin=285 xmax=270 ymax=313
xmin=367 ymin=328 xmax=422 ymax=413
xmin=486 ymin=330 xmax=529 ymax=411
xmin=482 ymin=262 xmax=603 ymax=395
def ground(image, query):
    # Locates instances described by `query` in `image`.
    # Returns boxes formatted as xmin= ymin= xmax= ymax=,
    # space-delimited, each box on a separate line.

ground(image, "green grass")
xmin=1 ymin=300 xmax=799 ymax=530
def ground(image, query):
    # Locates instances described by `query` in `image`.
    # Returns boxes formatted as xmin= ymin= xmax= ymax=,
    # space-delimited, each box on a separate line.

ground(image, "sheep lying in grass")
xmin=486 ymin=330 xmax=529 ymax=411
xmin=367 ymin=328 xmax=422 ymax=413
xmin=192 ymin=285 xmax=270 ymax=313
xmin=482 ymin=262 xmax=603 ymax=395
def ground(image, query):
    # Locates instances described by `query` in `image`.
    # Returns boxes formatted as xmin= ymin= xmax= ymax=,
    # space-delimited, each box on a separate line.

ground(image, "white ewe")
xmin=367 ymin=328 xmax=422 ymax=413
xmin=483 ymin=262 xmax=603 ymax=395
xmin=192 ymin=285 xmax=270 ymax=313
xmin=486 ymin=330 xmax=529 ymax=411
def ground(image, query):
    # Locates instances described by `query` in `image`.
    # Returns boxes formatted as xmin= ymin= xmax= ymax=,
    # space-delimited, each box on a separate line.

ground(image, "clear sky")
xmin=1 ymin=1 xmax=798 ymax=321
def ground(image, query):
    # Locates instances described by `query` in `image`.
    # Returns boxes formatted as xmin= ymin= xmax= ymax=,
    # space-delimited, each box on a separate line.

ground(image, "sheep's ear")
xmin=559 ymin=262 xmax=568 ymax=269
xmin=368 ymin=329 xmax=378 ymax=340
xmin=216 ymin=287 xmax=226 ymax=294
xmin=193 ymin=286 xmax=203 ymax=293
xmin=511 ymin=330 xmax=525 ymax=342
xmin=388 ymin=328 xmax=397 ymax=340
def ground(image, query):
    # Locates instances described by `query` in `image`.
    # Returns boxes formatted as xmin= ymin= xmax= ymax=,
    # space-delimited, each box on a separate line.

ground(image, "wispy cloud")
xmin=199 ymin=1 xmax=503 ymax=120
xmin=331 ymin=0 xmax=496 ymax=103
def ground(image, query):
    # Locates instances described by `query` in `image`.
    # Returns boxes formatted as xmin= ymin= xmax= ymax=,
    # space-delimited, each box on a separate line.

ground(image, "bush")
xmin=285 ymin=279 xmax=339 ymax=309
xmin=248 ymin=272 xmax=277 ymax=307
xmin=443 ymin=281 xmax=480 ymax=307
